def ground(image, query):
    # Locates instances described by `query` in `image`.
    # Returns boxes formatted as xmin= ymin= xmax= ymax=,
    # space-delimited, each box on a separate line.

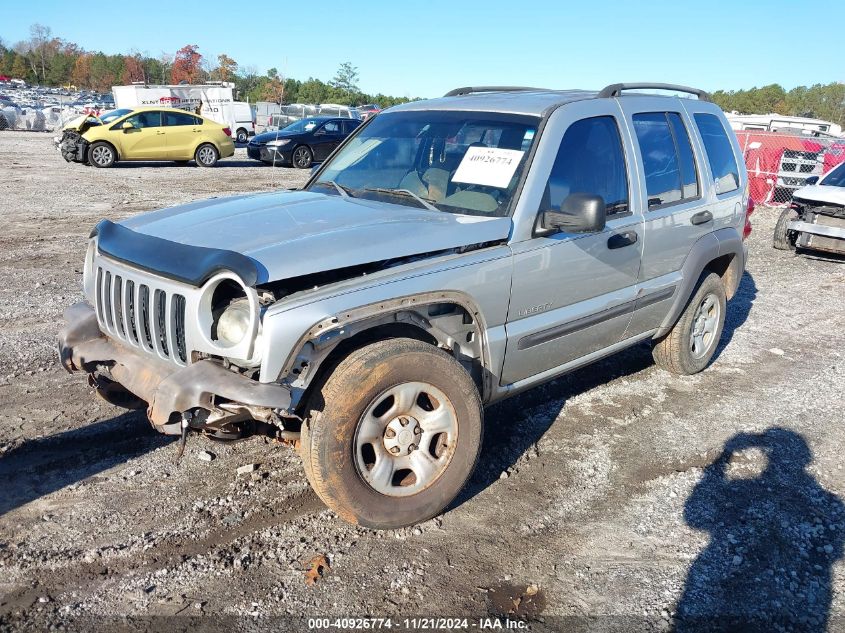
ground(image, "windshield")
xmin=310 ymin=110 xmax=540 ymax=217
xmin=822 ymin=161 xmax=845 ymax=187
xmin=99 ymin=108 xmax=133 ymax=123
xmin=282 ymin=118 xmax=323 ymax=133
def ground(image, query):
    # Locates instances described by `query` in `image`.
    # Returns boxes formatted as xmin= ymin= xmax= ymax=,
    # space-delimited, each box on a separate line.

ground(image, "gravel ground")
xmin=1 ymin=130 xmax=844 ymax=632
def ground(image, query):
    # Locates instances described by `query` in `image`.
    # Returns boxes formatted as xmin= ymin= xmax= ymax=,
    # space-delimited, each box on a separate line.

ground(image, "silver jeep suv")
xmin=59 ymin=83 xmax=750 ymax=528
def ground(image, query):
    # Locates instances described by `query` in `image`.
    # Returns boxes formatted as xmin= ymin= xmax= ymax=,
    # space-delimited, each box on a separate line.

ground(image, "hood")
xmin=792 ymin=184 xmax=845 ymax=207
xmin=62 ymin=114 xmax=101 ymax=133
xmin=119 ymin=190 xmax=512 ymax=284
xmin=251 ymin=130 xmax=298 ymax=144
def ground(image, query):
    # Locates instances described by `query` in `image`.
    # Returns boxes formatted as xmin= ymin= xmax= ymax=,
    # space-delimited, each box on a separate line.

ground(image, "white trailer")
xmin=112 ymin=83 xmax=255 ymax=141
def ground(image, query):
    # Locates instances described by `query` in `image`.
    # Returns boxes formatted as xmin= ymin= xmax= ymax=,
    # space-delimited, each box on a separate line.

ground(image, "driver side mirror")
xmin=121 ymin=121 xmax=135 ymax=131
xmin=804 ymin=175 xmax=819 ymax=185
xmin=537 ymin=193 xmax=606 ymax=235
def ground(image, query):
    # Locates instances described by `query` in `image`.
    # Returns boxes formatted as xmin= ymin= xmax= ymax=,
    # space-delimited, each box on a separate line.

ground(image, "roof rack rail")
xmin=598 ymin=83 xmax=712 ymax=102
xmin=443 ymin=86 xmax=544 ymax=97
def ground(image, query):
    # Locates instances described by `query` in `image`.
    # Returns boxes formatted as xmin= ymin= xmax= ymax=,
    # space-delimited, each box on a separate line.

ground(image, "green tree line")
xmin=0 ymin=25 xmax=416 ymax=107
xmin=711 ymin=83 xmax=845 ymax=127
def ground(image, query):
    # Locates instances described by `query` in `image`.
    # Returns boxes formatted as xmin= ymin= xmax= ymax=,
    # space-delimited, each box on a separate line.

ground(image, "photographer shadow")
xmin=675 ymin=428 xmax=845 ymax=632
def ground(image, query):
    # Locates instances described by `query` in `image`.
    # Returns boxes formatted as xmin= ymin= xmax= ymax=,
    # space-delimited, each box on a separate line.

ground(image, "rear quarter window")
xmin=694 ymin=113 xmax=740 ymax=194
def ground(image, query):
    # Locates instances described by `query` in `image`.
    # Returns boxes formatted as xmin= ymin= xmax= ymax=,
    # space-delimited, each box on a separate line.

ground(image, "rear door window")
xmin=632 ymin=113 xmax=682 ymax=208
xmin=694 ymin=113 xmax=740 ymax=194
xmin=668 ymin=113 xmax=699 ymax=199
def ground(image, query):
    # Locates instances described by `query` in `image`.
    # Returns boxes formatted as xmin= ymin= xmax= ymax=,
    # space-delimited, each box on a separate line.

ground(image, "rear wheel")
xmin=773 ymin=207 xmax=798 ymax=250
xmin=652 ymin=272 xmax=726 ymax=375
xmin=195 ymin=143 xmax=219 ymax=167
xmin=89 ymin=142 xmax=116 ymax=168
xmin=235 ymin=128 xmax=248 ymax=144
xmin=300 ymin=338 xmax=483 ymax=529
xmin=292 ymin=145 xmax=313 ymax=169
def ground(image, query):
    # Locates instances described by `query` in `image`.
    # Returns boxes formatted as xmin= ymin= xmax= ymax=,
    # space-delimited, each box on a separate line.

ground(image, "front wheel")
xmin=292 ymin=145 xmax=313 ymax=169
xmin=194 ymin=143 xmax=219 ymax=167
xmin=89 ymin=142 xmax=116 ymax=168
xmin=652 ymin=272 xmax=727 ymax=375
xmin=773 ymin=207 xmax=798 ymax=251
xmin=301 ymin=338 xmax=483 ymax=529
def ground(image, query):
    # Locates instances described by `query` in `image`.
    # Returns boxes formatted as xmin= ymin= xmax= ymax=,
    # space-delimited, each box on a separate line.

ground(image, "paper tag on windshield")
xmin=452 ymin=147 xmax=525 ymax=188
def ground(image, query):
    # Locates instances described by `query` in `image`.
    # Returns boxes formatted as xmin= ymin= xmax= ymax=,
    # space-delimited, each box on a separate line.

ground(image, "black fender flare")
xmin=655 ymin=227 xmax=745 ymax=338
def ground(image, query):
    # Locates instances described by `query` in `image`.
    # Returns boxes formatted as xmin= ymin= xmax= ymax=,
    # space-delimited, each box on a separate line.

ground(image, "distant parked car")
xmin=232 ymin=101 xmax=256 ymax=143
xmin=774 ymin=161 xmax=845 ymax=256
xmin=317 ymin=104 xmax=361 ymax=119
xmin=358 ymin=104 xmax=381 ymax=120
xmin=246 ymin=116 xmax=361 ymax=168
xmin=56 ymin=106 xmax=235 ymax=167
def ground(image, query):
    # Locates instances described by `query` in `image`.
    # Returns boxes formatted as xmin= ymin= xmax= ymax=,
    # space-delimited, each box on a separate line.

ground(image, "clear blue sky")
xmin=3 ymin=0 xmax=843 ymax=98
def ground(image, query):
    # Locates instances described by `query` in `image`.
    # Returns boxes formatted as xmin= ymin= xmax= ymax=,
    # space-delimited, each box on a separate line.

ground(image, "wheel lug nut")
xmin=389 ymin=446 xmax=400 ymax=455
xmin=414 ymin=427 xmax=421 ymax=435
xmin=409 ymin=444 xmax=417 ymax=452
xmin=385 ymin=428 xmax=396 ymax=438
xmin=399 ymin=417 xmax=408 ymax=427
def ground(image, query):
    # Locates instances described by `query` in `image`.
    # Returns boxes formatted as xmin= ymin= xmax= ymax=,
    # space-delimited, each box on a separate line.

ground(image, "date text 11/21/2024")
xmin=306 ymin=617 xmax=529 ymax=630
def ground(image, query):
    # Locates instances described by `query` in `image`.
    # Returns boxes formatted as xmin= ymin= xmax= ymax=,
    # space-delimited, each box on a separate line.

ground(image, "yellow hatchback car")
xmin=57 ymin=106 xmax=235 ymax=167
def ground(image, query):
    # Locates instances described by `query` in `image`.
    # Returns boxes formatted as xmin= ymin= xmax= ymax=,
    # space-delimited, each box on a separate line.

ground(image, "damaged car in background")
xmin=59 ymin=83 xmax=749 ymax=529
xmin=56 ymin=106 xmax=235 ymax=167
xmin=774 ymin=161 xmax=845 ymax=256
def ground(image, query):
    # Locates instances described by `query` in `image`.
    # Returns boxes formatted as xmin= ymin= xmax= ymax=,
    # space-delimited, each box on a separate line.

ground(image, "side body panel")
xmin=502 ymin=99 xmax=644 ymax=384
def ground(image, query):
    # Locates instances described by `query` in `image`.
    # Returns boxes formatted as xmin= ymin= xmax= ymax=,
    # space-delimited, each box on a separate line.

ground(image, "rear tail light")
xmin=742 ymin=197 xmax=754 ymax=240
xmin=222 ymin=127 xmax=231 ymax=137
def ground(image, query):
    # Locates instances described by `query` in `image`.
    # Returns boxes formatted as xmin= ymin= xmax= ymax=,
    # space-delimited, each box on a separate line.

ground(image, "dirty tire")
xmin=194 ymin=143 xmax=219 ymax=167
xmin=88 ymin=142 xmax=116 ymax=168
xmin=773 ymin=208 xmax=798 ymax=250
xmin=652 ymin=272 xmax=726 ymax=375
xmin=301 ymin=338 xmax=483 ymax=529
xmin=292 ymin=145 xmax=313 ymax=169
xmin=235 ymin=128 xmax=248 ymax=144
xmin=0 ymin=113 xmax=8 ymax=130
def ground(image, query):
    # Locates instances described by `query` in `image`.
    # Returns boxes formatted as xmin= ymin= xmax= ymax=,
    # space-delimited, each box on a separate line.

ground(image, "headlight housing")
xmin=197 ymin=273 xmax=261 ymax=364
xmin=82 ymin=239 xmax=96 ymax=301
xmin=266 ymin=139 xmax=290 ymax=148
xmin=214 ymin=299 xmax=251 ymax=346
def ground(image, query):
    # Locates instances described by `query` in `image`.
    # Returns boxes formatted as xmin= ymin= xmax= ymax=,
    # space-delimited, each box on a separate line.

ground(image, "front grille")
xmin=94 ymin=260 xmax=188 ymax=366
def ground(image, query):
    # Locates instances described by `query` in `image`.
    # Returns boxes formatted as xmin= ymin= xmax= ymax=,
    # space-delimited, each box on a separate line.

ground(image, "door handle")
xmin=156 ymin=131 xmax=165 ymax=135
xmin=691 ymin=210 xmax=713 ymax=225
xmin=607 ymin=231 xmax=638 ymax=249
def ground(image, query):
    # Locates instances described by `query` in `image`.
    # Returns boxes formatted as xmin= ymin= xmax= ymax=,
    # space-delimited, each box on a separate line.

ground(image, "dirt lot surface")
xmin=1 ymin=129 xmax=845 ymax=632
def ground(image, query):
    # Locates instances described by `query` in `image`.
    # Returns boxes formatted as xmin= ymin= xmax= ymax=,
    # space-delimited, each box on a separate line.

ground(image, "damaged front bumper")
xmin=58 ymin=302 xmax=293 ymax=434
xmin=55 ymin=129 xmax=89 ymax=163
xmin=789 ymin=218 xmax=845 ymax=255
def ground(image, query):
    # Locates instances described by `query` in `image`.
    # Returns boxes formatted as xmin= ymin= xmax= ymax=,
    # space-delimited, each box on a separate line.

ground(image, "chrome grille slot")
xmin=103 ymin=271 xmax=114 ymax=330
xmin=95 ymin=267 xmax=105 ymax=323
xmin=173 ymin=294 xmax=187 ymax=363
xmin=153 ymin=289 xmax=170 ymax=357
xmin=124 ymin=280 xmax=138 ymax=344
xmin=91 ymin=255 xmax=189 ymax=367
xmin=139 ymin=285 xmax=153 ymax=351
xmin=113 ymin=275 xmax=124 ymax=337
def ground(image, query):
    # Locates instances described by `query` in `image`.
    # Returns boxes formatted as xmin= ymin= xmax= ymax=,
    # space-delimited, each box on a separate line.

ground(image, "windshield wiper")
xmin=316 ymin=180 xmax=354 ymax=198
xmin=363 ymin=188 xmax=439 ymax=212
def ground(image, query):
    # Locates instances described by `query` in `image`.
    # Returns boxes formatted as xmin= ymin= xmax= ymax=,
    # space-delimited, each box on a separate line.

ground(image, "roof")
xmin=391 ymin=89 xmax=598 ymax=117
xmin=389 ymin=83 xmax=713 ymax=117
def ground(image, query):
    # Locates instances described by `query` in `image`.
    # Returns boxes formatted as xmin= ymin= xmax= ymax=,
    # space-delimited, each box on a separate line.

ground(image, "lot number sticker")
xmin=452 ymin=147 xmax=525 ymax=188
